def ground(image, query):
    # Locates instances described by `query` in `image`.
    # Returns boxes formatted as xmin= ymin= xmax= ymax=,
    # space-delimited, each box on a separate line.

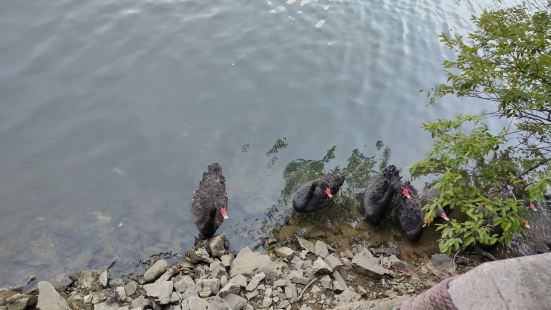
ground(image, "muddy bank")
xmin=0 ymin=231 xmax=480 ymax=310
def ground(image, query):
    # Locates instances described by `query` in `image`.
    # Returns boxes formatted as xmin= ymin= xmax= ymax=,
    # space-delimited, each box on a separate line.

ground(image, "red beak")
xmin=324 ymin=187 xmax=333 ymax=198
xmin=402 ymin=187 xmax=411 ymax=199
xmin=220 ymin=207 xmax=229 ymax=219
xmin=440 ymin=212 xmax=450 ymax=222
xmin=529 ymin=202 xmax=537 ymax=212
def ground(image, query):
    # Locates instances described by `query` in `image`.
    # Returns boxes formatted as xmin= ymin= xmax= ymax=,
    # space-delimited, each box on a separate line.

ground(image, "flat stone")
xmin=131 ymin=295 xmax=150 ymax=308
xmin=209 ymin=234 xmax=227 ymax=258
xmin=315 ymin=241 xmax=329 ymax=258
xmin=284 ymin=283 xmax=297 ymax=299
xmin=332 ymin=271 xmax=347 ymax=292
xmin=206 ymin=296 xmax=231 ymax=310
xmin=6 ymin=293 xmax=37 ymax=310
xmin=245 ymin=289 xmax=259 ymax=300
xmin=93 ymin=302 xmax=119 ymax=310
xmin=143 ymin=259 xmax=168 ymax=283
xmin=320 ymin=275 xmax=332 ymax=289
xmin=37 ymin=281 xmax=69 ymax=310
xmin=221 ymin=254 xmax=234 ymax=268
xmin=229 ymin=274 xmax=248 ymax=287
xmin=449 ymin=253 xmax=551 ymax=310
xmin=289 ymin=270 xmax=309 ymax=285
xmin=199 ymin=289 xmax=212 ymax=298
xmin=210 ymin=261 xmax=228 ymax=279
xmin=99 ymin=270 xmax=109 ymax=287
xmin=275 ymin=247 xmax=295 ymax=259
xmin=187 ymin=247 xmax=213 ymax=264
xmin=429 ymin=254 xmax=455 ymax=274
xmin=125 ymin=281 xmax=138 ymax=296
xmin=335 ymin=288 xmax=361 ymax=304
xmin=174 ymin=275 xmax=197 ymax=299
xmin=311 ymin=285 xmax=321 ymax=293
xmin=170 ymin=291 xmax=181 ymax=303
xmin=297 ymin=237 xmax=315 ymax=254
xmin=352 ymin=249 xmax=393 ymax=277
xmin=245 ymin=272 xmax=265 ymax=291
xmin=187 ymin=296 xmax=208 ymax=310
xmin=197 ymin=278 xmax=220 ymax=295
xmin=230 ymin=248 xmax=273 ymax=278
xmin=312 ymin=257 xmax=333 ymax=274
xmin=324 ymin=254 xmax=343 ymax=271
xmin=262 ymin=296 xmax=272 ymax=307
xmin=156 ymin=267 xmax=178 ymax=283
xmin=219 ymin=281 xmax=241 ymax=297
xmin=222 ymin=294 xmax=247 ymax=310
xmin=115 ymin=286 xmax=126 ymax=301
xmin=290 ymin=256 xmax=304 ymax=270
xmin=273 ymin=279 xmax=286 ymax=287
xmin=143 ymin=281 xmax=173 ymax=305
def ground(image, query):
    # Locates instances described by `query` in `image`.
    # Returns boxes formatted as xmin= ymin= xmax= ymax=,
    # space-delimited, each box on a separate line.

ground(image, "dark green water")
xmin=0 ymin=0 xmax=521 ymax=286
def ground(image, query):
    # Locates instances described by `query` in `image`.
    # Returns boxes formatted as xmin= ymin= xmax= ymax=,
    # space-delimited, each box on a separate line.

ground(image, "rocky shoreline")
xmin=0 ymin=234 xmax=466 ymax=310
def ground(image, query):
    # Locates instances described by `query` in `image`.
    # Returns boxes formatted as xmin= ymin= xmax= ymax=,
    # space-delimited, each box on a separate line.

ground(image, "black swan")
xmin=393 ymin=181 xmax=424 ymax=242
xmin=191 ymin=163 xmax=228 ymax=238
xmin=364 ymin=165 xmax=402 ymax=224
xmin=292 ymin=174 xmax=345 ymax=212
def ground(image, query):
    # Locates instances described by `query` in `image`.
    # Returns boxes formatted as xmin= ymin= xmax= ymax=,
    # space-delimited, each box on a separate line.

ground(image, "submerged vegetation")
xmin=412 ymin=1 xmax=551 ymax=253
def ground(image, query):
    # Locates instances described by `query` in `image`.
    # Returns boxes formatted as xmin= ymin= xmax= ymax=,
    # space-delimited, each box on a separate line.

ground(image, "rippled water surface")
xmin=0 ymin=0 xmax=524 ymax=285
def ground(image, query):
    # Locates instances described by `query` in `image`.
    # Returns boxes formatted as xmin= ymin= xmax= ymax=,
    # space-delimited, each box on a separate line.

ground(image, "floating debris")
xmin=300 ymin=0 xmax=311 ymax=6
xmin=287 ymin=0 xmax=296 ymax=4
xmin=324 ymin=5 xmax=330 ymax=10
xmin=315 ymin=19 xmax=326 ymax=29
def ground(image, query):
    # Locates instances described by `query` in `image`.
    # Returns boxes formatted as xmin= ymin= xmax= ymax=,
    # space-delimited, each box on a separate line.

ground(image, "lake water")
xmin=0 ymin=0 xmax=520 ymax=286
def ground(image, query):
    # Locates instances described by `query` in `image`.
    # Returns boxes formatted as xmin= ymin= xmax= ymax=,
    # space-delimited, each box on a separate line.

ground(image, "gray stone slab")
xmin=449 ymin=253 xmax=551 ymax=310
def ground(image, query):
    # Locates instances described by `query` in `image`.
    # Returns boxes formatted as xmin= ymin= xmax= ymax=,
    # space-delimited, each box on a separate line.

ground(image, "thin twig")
xmin=297 ymin=276 xmax=321 ymax=301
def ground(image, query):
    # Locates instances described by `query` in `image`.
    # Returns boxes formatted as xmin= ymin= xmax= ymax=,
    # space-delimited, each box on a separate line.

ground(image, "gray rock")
xmin=230 ymin=248 xmax=272 ymax=277
xmin=352 ymin=249 xmax=393 ymax=277
xmin=210 ymin=261 xmax=228 ymax=279
xmin=174 ymin=275 xmax=197 ymax=299
xmin=219 ymin=281 xmax=241 ymax=297
xmin=289 ymin=270 xmax=309 ymax=285
xmin=315 ymin=241 xmax=329 ymax=258
xmin=187 ymin=296 xmax=208 ymax=310
xmin=381 ymin=255 xmax=408 ymax=271
xmin=199 ymin=289 xmax=212 ymax=298
xmin=209 ymin=234 xmax=227 ymax=258
xmin=99 ymin=270 xmax=109 ymax=287
xmin=313 ymin=257 xmax=333 ymax=274
xmin=245 ymin=272 xmax=265 ymax=291
xmin=324 ymin=254 xmax=343 ymax=271
xmin=335 ymin=288 xmax=361 ymax=304
xmin=284 ymin=283 xmax=297 ymax=300
xmin=115 ymin=286 xmax=127 ymax=301
xmin=245 ymin=290 xmax=259 ymax=300
xmin=220 ymin=275 xmax=228 ymax=287
xmin=131 ymin=295 xmax=150 ymax=308
xmin=74 ymin=269 xmax=108 ymax=291
xmin=332 ymin=271 xmax=347 ymax=292
xmin=197 ymin=278 xmax=220 ymax=295
xmin=125 ymin=281 xmax=138 ymax=296
xmin=143 ymin=260 xmax=168 ymax=283
xmin=320 ymin=275 xmax=332 ymax=289
xmin=290 ymin=256 xmax=304 ymax=270
xmin=6 ymin=293 xmax=37 ymax=310
xmin=311 ymin=285 xmax=321 ymax=293
xmin=143 ymin=281 xmax=173 ymax=305
xmin=448 ymin=252 xmax=551 ymax=310
xmin=170 ymin=292 xmax=180 ymax=304
xmin=221 ymin=254 xmax=234 ymax=268
xmin=206 ymin=296 xmax=231 ymax=310
xmin=37 ymin=281 xmax=69 ymax=310
xmin=275 ymin=247 xmax=294 ymax=259
xmin=262 ymin=296 xmax=272 ymax=308
xmin=93 ymin=302 xmax=119 ymax=310
xmin=156 ymin=267 xmax=178 ymax=283
xmin=273 ymin=279 xmax=286 ymax=287
xmin=222 ymin=294 xmax=247 ymax=310
xmin=297 ymin=237 xmax=315 ymax=254
xmin=429 ymin=254 xmax=455 ymax=274
xmin=229 ymin=274 xmax=248 ymax=287
xmin=187 ymin=247 xmax=213 ymax=264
